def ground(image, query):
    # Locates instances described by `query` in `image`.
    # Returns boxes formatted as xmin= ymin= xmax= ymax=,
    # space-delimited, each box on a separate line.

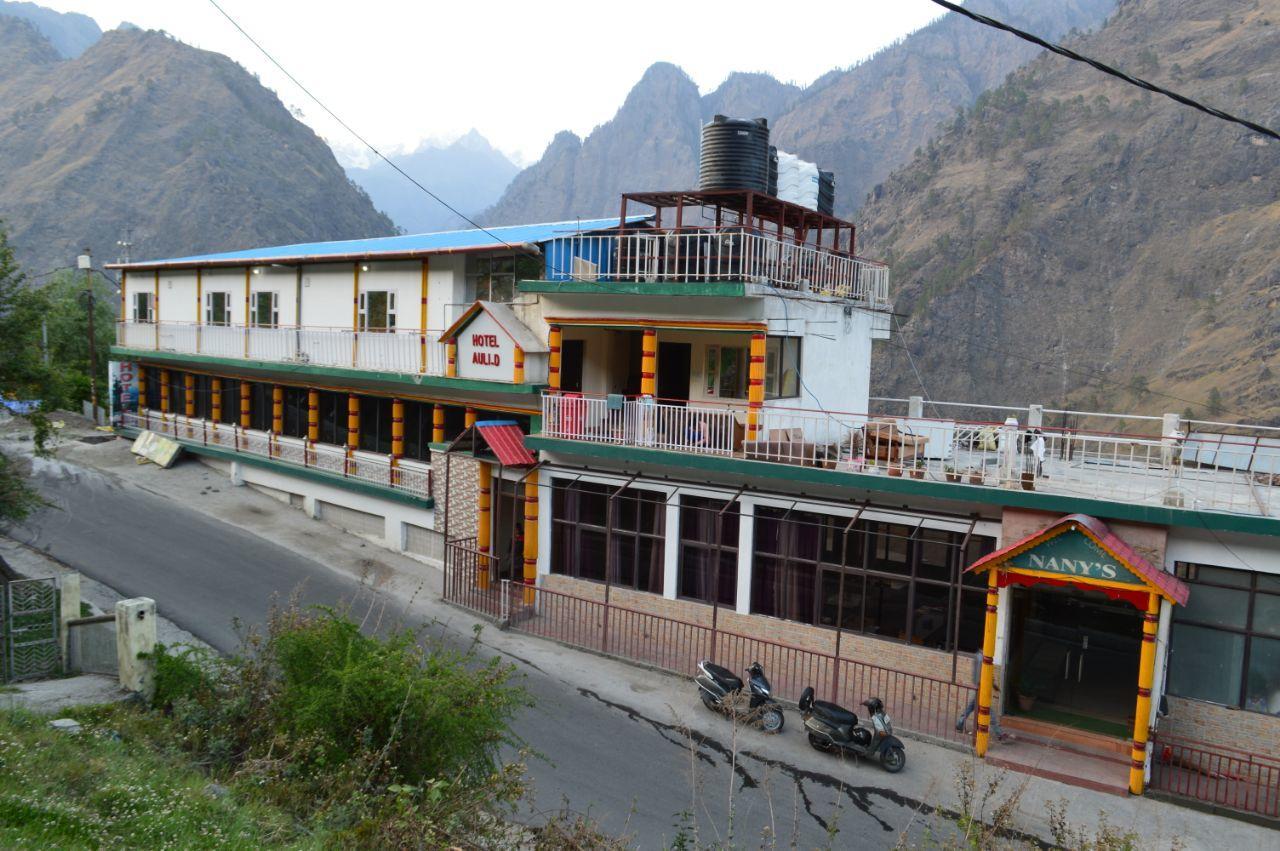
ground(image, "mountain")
xmin=0 ymin=0 xmax=99 ymax=58
xmin=859 ymin=0 xmax=1280 ymax=421
xmin=346 ymin=130 xmax=520 ymax=234
xmin=0 ymin=20 xmax=394 ymax=274
xmin=483 ymin=0 xmax=1115 ymax=225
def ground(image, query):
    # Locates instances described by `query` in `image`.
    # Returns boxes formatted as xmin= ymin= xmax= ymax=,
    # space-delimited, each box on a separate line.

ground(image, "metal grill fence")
xmin=2 ymin=578 xmax=60 ymax=683
xmin=1150 ymin=733 xmax=1280 ymax=820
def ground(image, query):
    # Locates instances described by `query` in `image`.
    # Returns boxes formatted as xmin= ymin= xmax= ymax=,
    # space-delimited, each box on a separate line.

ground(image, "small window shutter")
xmin=387 ymin=292 xmax=397 ymax=329
xmin=358 ymin=291 xmax=367 ymax=330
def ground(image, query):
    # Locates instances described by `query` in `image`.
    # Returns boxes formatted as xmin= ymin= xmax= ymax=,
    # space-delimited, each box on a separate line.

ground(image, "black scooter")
xmin=798 ymin=687 xmax=906 ymax=772
xmin=695 ymin=660 xmax=785 ymax=733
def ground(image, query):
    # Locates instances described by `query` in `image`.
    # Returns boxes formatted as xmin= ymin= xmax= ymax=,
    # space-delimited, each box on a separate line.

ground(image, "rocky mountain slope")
xmin=0 ymin=20 xmax=394 ymax=274
xmin=859 ymin=0 xmax=1280 ymax=421
xmin=484 ymin=0 xmax=1114 ymax=225
xmin=0 ymin=0 xmax=99 ymax=58
xmin=346 ymin=130 xmax=520 ymax=235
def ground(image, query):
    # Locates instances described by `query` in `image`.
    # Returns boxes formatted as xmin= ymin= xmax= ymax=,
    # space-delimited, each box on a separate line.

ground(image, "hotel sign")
xmin=1005 ymin=528 xmax=1144 ymax=586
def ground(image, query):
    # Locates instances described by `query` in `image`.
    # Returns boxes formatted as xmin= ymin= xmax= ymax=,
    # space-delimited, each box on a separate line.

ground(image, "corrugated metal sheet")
xmin=1182 ymin=432 xmax=1280 ymax=475
xmin=475 ymin=421 xmax=536 ymax=467
xmin=113 ymin=216 xmax=650 ymax=269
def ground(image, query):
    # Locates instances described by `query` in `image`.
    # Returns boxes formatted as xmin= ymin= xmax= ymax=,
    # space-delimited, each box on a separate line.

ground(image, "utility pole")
xmin=79 ymin=249 xmax=98 ymax=425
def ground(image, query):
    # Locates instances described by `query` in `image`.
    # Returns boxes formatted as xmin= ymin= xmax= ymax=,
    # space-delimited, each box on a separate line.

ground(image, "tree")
xmin=1206 ymin=387 xmax=1225 ymax=418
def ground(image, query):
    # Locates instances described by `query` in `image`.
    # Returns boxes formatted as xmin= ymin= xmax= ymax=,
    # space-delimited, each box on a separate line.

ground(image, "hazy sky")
xmin=40 ymin=1 xmax=945 ymax=165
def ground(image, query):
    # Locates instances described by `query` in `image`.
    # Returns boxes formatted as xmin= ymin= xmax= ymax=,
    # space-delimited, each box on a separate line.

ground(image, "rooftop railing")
xmin=541 ymin=392 xmax=1280 ymax=519
xmin=544 ymin=228 xmax=891 ymax=308
xmin=116 ymin=321 xmax=446 ymax=376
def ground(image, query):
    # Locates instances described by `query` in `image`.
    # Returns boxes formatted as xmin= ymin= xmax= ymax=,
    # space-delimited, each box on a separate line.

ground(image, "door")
xmin=560 ymin=339 xmax=584 ymax=393
xmin=657 ymin=342 xmax=692 ymax=403
xmin=1007 ymin=585 xmax=1142 ymax=737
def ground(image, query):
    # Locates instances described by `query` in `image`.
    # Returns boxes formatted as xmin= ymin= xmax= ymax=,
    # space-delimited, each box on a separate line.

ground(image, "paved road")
xmin=9 ymin=449 xmax=949 ymax=848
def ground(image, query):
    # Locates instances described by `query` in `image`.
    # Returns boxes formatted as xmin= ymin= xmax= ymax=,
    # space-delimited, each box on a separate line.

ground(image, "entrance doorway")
xmin=1006 ymin=585 xmax=1141 ymax=738
xmin=492 ymin=477 xmax=523 ymax=582
xmin=657 ymin=342 xmax=692 ymax=402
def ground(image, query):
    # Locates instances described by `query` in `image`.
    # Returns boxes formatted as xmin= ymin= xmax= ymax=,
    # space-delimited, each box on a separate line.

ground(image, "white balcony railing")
xmin=544 ymin=229 xmax=891 ymax=308
xmin=541 ymin=393 xmax=1280 ymax=519
xmin=117 ymin=322 xmax=446 ymax=376
xmin=121 ymin=410 xmax=433 ymax=501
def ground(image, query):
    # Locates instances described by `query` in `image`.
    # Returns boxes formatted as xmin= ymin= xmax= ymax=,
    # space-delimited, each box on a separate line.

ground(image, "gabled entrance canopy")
xmin=966 ymin=514 xmax=1188 ymax=609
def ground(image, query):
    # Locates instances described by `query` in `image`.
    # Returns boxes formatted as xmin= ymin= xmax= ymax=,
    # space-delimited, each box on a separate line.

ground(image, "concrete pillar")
xmin=513 ymin=345 xmax=525 ymax=384
xmin=229 ymin=460 xmax=245 ymax=486
xmin=477 ymin=462 xmax=492 ymax=589
xmin=908 ymin=395 xmax=924 ymax=419
xmin=272 ymin=385 xmax=284 ymax=434
xmin=446 ymin=338 xmax=457 ymax=377
xmin=59 ymin=572 xmax=81 ymax=669
xmin=1130 ymin=592 xmax=1162 ymax=795
xmin=302 ymin=494 xmax=320 ymax=519
xmin=735 ymin=499 xmax=755 ymax=614
xmin=115 ymin=597 xmax=157 ymax=699
xmin=662 ymin=493 xmax=680 ymax=600
xmin=184 ymin=373 xmax=195 ymax=418
xmin=432 ymin=404 xmax=445 ymax=444
xmin=159 ymin=369 xmax=171 ymax=413
xmin=307 ymin=389 xmax=320 ymax=442
xmin=975 ymin=569 xmax=1000 ymax=757
xmin=211 ymin=377 xmax=223 ymax=423
xmin=1162 ymin=412 xmax=1183 ymax=437
xmin=1028 ymin=404 xmax=1044 ymax=429
xmin=465 ymin=407 xmax=477 ymax=429
xmin=547 ymin=325 xmax=562 ymax=392
xmin=746 ymin=333 xmax=766 ymax=440
xmin=998 ymin=417 xmax=1020 ymax=486
xmin=239 ymin=380 xmax=251 ymax=429
xmin=640 ymin=328 xmax=657 ymax=397
xmin=522 ymin=469 xmax=539 ymax=603
xmin=385 ymin=516 xmax=406 ymax=550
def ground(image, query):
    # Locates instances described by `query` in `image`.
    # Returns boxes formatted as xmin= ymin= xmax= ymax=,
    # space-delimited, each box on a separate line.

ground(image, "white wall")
xmin=252 ymin=266 xmax=298 ymax=326
xmin=201 ymin=267 xmax=247 ymax=325
xmin=158 ymin=269 xmax=199 ymax=324
xmin=427 ymin=255 xmax=466 ymax=332
xmin=300 ymin=263 xmax=356 ymax=329
xmin=1165 ymin=527 xmax=1280 ymax=576
xmin=762 ymin=298 xmax=874 ymax=417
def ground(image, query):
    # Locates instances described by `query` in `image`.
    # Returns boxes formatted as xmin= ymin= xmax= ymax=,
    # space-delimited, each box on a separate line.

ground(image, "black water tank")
xmin=767 ymin=146 xmax=778 ymax=197
xmin=699 ymin=115 xmax=771 ymax=192
xmin=817 ymin=170 xmax=836 ymax=216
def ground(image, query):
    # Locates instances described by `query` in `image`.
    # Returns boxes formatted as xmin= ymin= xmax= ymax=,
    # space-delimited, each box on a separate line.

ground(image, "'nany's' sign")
xmin=1006 ymin=529 xmax=1143 ymax=585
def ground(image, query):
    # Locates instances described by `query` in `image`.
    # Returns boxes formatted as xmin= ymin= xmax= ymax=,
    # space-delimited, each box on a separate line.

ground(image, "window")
xmin=218 ymin=378 xmax=240 ymax=425
xmin=359 ymin=291 xmax=396 ymax=332
xmin=192 ymin=374 xmax=214 ymax=419
xmin=704 ymin=345 xmax=748 ymax=399
xmin=678 ymin=496 xmax=738 ymax=605
xmin=282 ymin=387 xmax=308 ymax=438
xmin=751 ymin=509 xmax=993 ymax=652
xmin=133 ymin=292 xmax=154 ymax=323
xmin=250 ymin=291 xmax=278 ymax=328
xmin=358 ymin=396 xmax=394 ymax=454
xmin=204 ymin=291 xmax=231 ymax=325
xmin=316 ymin=390 xmax=349 ymax=446
xmin=551 ymin=481 xmax=665 ymax=592
xmin=249 ymin=383 xmax=272 ymax=431
xmin=764 ymin=336 xmax=801 ymax=399
xmin=1169 ymin=563 xmax=1280 ymax=714
xmin=402 ymin=400 xmax=433 ymax=462
xmin=466 ymin=254 xmax=541 ymax=303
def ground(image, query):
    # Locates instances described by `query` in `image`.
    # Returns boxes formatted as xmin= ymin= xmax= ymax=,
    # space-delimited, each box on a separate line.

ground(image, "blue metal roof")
xmin=115 ymin=216 xmax=649 ymax=269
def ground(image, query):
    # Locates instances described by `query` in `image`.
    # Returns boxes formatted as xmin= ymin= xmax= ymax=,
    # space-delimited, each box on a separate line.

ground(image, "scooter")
xmin=695 ymin=660 xmax=785 ymax=733
xmin=798 ymin=687 xmax=906 ymax=772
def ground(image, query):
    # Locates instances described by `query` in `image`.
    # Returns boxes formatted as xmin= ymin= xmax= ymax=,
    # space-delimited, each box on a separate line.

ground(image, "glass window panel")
xmin=635 ymin=537 xmax=663 ymax=594
xmin=956 ymin=589 xmax=986 ymax=653
xmin=1257 ymin=575 xmax=1280 ymax=592
xmin=910 ymin=581 xmax=952 ymax=648
xmin=755 ymin=510 xmax=784 ymax=555
xmin=864 ymin=574 xmax=909 ymax=640
xmin=790 ymin=511 xmax=821 ymax=562
xmin=679 ymin=545 xmax=709 ymax=600
xmin=576 ymin=482 xmax=609 ymax=527
xmin=577 ymin=529 xmax=607 ymax=582
xmin=613 ymin=535 xmax=636 ymax=588
xmin=916 ymin=530 xmax=954 ymax=582
xmin=1168 ymin=623 xmax=1245 ymax=706
xmin=751 ymin=556 xmax=784 ymax=619
xmin=1244 ymin=636 xmax=1280 ymax=715
xmin=1177 ymin=562 xmax=1251 ymax=587
xmin=1176 ymin=584 xmax=1249 ymax=630
xmin=1252 ymin=592 xmax=1280 ymax=638
xmin=869 ymin=524 xmax=912 ymax=576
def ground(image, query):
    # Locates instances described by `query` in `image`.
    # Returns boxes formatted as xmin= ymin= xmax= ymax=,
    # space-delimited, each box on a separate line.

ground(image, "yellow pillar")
xmin=137 ymin=367 xmax=147 ymax=411
xmin=307 ymin=389 xmax=319 ymax=442
xmin=513 ymin=345 xmax=525 ymax=384
xmin=119 ymin=269 xmax=128 ymax=323
xmin=351 ymin=262 xmax=361 ymax=367
xmin=419 ymin=258 xmax=429 ymax=373
xmin=211 ymin=377 xmax=222 ymax=424
xmin=477 ymin=462 xmax=492 ymax=589
xmin=390 ymin=398 xmax=404 ymax=485
xmin=345 ymin=394 xmax=360 ymax=476
xmin=432 ymin=403 xmax=445 ymax=444
xmin=239 ymin=381 xmax=252 ymax=429
xmin=1129 ymin=592 xmax=1161 ymax=795
xmin=975 ymin=568 xmax=1000 ymax=757
xmin=184 ymin=373 xmax=195 ymax=418
xmin=159 ymin=369 xmax=171 ymax=414
xmin=446 ymin=338 xmax=458 ymax=377
xmin=153 ymin=270 xmax=160 ymax=349
xmin=547 ymin=325 xmax=562 ymax=392
xmin=522 ymin=469 xmax=539 ymax=604
xmin=640 ymin=328 xmax=657 ymax=397
xmin=465 ymin=406 xmax=477 ymax=429
xmin=747 ymin=332 xmax=766 ymax=440
xmin=272 ymin=385 xmax=283 ymax=433
xmin=195 ymin=268 xmax=203 ymax=353
xmin=243 ymin=267 xmax=251 ymax=358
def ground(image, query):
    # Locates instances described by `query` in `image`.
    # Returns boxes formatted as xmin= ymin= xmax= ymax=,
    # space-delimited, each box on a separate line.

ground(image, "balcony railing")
xmin=544 ymin=228 xmax=891 ymax=308
xmin=120 ymin=410 xmax=433 ymax=501
xmin=117 ymin=322 xmax=446 ymax=376
xmin=541 ymin=393 xmax=1280 ymax=519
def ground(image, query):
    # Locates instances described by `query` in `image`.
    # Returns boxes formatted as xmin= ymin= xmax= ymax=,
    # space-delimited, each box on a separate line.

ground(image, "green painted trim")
xmin=518 ymin=280 xmax=747 ymax=297
xmin=526 ymin=436 xmax=1280 ymax=539
xmin=110 ymin=346 xmax=545 ymax=395
xmin=118 ymin=426 xmax=434 ymax=509
xmin=428 ymin=442 xmax=452 ymax=452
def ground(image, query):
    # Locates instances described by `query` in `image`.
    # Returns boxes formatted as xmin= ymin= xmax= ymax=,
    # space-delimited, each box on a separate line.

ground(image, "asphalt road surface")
xmin=9 ymin=450 xmax=953 ymax=848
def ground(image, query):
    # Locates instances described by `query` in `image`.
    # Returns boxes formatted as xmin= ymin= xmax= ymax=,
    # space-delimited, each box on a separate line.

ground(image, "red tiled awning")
xmin=966 ymin=513 xmax=1189 ymax=606
xmin=475 ymin=421 xmax=536 ymax=467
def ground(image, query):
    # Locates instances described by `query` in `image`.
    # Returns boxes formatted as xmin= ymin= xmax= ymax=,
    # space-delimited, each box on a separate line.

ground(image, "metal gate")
xmin=3 ymin=578 xmax=60 ymax=682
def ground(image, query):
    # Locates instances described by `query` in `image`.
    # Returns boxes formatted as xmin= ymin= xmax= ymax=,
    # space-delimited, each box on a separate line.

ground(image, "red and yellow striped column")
xmin=184 ymin=373 xmax=195 ymax=418
xmin=137 ymin=368 xmax=147 ymax=413
xmin=119 ymin=270 xmax=128 ymax=323
xmin=345 ymin=394 xmax=359 ymax=474
xmin=522 ymin=469 xmax=539 ymax=604
xmin=239 ymin=381 xmax=251 ymax=429
xmin=390 ymin=398 xmax=404 ymax=485
xmin=746 ymin=332 xmax=766 ymax=440
xmin=640 ymin=328 xmax=657 ymax=397
xmin=975 ymin=569 xmax=1000 ymax=757
xmin=1129 ymin=593 xmax=1161 ymax=795
xmin=306 ymin=389 xmax=319 ymax=461
xmin=153 ymin=270 xmax=160 ymax=349
xmin=211 ymin=378 xmax=222 ymax=426
xmin=446 ymin=338 xmax=458 ymax=377
xmin=477 ymin=462 xmax=492 ymax=589
xmin=547 ymin=325 xmax=562 ymax=392
xmin=159 ymin=369 xmax=171 ymax=414
xmin=465 ymin=406 xmax=477 ymax=429
xmin=419 ymin=258 xmax=429 ymax=372
xmin=271 ymin=385 xmax=284 ymax=456
xmin=513 ymin=345 xmax=525 ymax=384
xmin=432 ymin=404 xmax=445 ymax=444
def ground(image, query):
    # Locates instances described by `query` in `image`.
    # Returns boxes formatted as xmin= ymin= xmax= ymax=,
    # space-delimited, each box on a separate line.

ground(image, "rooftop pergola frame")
xmin=619 ymin=190 xmax=857 ymax=257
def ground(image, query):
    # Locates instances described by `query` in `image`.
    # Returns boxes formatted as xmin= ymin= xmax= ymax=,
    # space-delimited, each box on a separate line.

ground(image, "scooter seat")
xmin=700 ymin=662 xmax=743 ymax=692
xmin=812 ymin=699 xmax=857 ymax=727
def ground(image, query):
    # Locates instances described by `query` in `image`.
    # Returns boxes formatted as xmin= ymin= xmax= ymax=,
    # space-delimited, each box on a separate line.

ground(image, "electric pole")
xmin=79 ymin=249 xmax=98 ymax=425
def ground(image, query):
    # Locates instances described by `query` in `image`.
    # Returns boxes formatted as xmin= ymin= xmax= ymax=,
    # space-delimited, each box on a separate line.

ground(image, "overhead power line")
xmin=929 ymin=0 xmax=1280 ymax=142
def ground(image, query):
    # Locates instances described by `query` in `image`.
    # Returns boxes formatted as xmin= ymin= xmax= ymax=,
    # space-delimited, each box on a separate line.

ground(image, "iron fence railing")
xmin=544 ymin=229 xmax=891 ymax=308
xmin=121 ymin=410 xmax=433 ymax=502
xmin=116 ymin=321 xmax=446 ymax=376
xmin=442 ymin=540 xmax=974 ymax=745
xmin=541 ymin=393 xmax=1280 ymax=519
xmin=1150 ymin=733 xmax=1280 ymax=820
